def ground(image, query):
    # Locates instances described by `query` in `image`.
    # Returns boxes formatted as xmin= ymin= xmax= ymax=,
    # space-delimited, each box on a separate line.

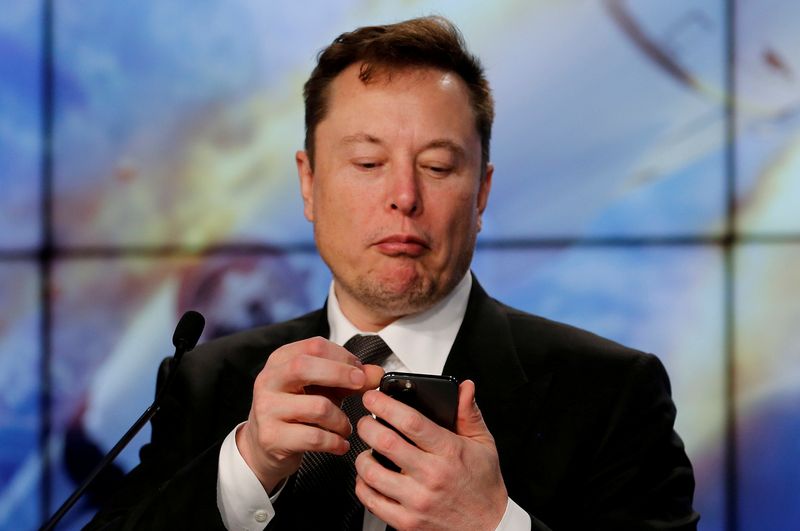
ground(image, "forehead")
xmin=319 ymin=63 xmax=478 ymax=140
xmin=329 ymin=62 xmax=470 ymax=102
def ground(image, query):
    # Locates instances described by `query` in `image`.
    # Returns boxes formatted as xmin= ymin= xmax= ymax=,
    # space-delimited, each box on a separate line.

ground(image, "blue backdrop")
xmin=1 ymin=1 xmax=799 ymax=529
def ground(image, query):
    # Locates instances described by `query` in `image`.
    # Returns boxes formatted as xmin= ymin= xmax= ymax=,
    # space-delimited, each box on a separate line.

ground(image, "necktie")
xmin=292 ymin=334 xmax=392 ymax=530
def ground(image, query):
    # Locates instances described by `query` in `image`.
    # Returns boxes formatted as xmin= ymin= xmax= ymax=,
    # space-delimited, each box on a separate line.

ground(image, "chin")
xmin=376 ymin=293 xmax=438 ymax=318
xmin=351 ymin=269 xmax=439 ymax=315
xmin=365 ymin=264 xmax=465 ymax=318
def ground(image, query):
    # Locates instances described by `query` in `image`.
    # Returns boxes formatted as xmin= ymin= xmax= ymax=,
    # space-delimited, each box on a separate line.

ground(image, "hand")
xmin=355 ymin=379 xmax=508 ymax=530
xmin=237 ymin=337 xmax=384 ymax=493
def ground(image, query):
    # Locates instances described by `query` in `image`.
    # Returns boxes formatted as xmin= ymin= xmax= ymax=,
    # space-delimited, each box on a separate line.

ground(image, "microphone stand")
xmin=41 ymin=311 xmax=204 ymax=531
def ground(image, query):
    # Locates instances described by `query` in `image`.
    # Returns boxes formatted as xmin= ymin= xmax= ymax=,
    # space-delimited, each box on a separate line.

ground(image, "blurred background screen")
xmin=1 ymin=1 xmax=798 ymax=529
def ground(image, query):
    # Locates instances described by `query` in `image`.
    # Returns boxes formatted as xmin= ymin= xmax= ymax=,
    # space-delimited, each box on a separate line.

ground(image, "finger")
xmin=357 ymin=414 xmax=429 ymax=477
xmin=362 ymin=389 xmax=452 ymax=456
xmin=360 ymin=364 xmax=385 ymax=392
xmin=355 ymin=473 xmax=406 ymax=528
xmin=271 ymin=393 xmax=353 ymax=439
xmin=248 ymin=422 xmax=350 ymax=460
xmin=309 ymin=362 xmax=385 ymax=400
xmin=259 ymin=421 xmax=351 ymax=456
xmin=269 ymin=336 xmax=362 ymax=366
xmin=268 ymin=352 xmax=367 ymax=392
xmin=307 ymin=362 xmax=385 ymax=405
xmin=455 ymin=379 xmax=492 ymax=440
xmin=354 ymin=445 xmax=408 ymax=499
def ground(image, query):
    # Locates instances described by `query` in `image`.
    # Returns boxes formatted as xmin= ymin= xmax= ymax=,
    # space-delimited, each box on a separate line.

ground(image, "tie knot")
xmin=343 ymin=334 xmax=392 ymax=365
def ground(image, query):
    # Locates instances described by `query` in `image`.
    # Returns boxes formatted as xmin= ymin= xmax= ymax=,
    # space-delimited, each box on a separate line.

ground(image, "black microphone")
xmin=156 ymin=310 xmax=205 ymax=402
xmin=41 ymin=311 xmax=205 ymax=531
xmin=172 ymin=309 xmax=205 ymax=350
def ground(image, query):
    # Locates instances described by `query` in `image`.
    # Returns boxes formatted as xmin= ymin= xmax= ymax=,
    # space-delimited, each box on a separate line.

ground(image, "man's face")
xmin=297 ymin=63 xmax=492 ymax=329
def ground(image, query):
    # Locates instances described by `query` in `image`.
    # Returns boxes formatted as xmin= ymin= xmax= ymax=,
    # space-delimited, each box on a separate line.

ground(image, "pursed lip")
xmin=373 ymin=234 xmax=430 ymax=256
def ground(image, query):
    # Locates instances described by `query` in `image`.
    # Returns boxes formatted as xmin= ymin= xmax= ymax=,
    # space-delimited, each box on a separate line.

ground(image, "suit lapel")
xmin=443 ymin=277 xmax=530 ymax=401
xmin=444 ymin=277 xmax=554 ymax=496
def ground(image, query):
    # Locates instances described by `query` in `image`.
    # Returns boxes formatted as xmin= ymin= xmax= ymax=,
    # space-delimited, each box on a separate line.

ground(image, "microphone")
xmin=42 ymin=311 xmax=205 ymax=531
xmin=172 ymin=309 xmax=205 ymax=350
xmin=157 ymin=310 xmax=205 ymax=402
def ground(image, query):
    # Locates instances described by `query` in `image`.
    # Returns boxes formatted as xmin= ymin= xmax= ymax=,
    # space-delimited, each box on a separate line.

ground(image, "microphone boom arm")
xmin=41 ymin=311 xmax=205 ymax=531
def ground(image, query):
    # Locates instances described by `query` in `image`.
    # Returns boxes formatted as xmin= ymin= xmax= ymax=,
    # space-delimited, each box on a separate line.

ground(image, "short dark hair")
xmin=303 ymin=16 xmax=494 ymax=176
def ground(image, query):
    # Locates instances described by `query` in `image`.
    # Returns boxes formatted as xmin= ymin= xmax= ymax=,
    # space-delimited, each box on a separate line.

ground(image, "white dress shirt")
xmin=217 ymin=272 xmax=531 ymax=530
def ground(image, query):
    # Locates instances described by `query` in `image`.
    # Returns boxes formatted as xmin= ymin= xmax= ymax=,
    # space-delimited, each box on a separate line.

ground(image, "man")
xmin=88 ymin=16 xmax=699 ymax=530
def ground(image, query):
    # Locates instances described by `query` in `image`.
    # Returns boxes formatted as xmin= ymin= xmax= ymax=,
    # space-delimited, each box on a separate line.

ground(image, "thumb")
xmin=455 ymin=380 xmax=493 ymax=442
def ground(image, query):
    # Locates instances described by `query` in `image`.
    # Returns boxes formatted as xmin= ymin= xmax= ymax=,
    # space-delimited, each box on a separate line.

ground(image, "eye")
xmin=353 ymin=160 xmax=383 ymax=171
xmin=422 ymin=164 xmax=453 ymax=176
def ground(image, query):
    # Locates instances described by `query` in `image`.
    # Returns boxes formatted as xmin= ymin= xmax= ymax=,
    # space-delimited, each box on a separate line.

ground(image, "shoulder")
xmin=487 ymin=294 xmax=670 ymax=394
xmin=170 ymin=308 xmax=326 ymax=399
xmin=146 ymin=308 xmax=327 ymax=451
xmin=194 ymin=308 xmax=325 ymax=362
xmin=504 ymin=300 xmax=650 ymax=360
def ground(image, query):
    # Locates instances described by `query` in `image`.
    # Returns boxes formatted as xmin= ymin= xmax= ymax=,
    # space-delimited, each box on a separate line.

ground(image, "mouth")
xmin=374 ymin=234 xmax=430 ymax=257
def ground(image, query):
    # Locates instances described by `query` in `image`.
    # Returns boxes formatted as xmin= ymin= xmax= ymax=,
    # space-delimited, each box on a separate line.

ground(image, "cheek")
xmin=437 ymin=195 xmax=479 ymax=247
xmin=314 ymin=185 xmax=371 ymax=240
xmin=449 ymin=188 xmax=479 ymax=224
xmin=316 ymin=175 xmax=374 ymax=214
xmin=314 ymin=182 xmax=351 ymax=221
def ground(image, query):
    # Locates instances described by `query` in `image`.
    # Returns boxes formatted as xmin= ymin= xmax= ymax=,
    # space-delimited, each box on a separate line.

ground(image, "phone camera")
xmin=388 ymin=378 xmax=416 ymax=394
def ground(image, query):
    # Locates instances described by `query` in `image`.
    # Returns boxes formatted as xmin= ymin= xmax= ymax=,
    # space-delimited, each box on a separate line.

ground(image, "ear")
xmin=476 ymin=162 xmax=493 ymax=232
xmin=296 ymin=150 xmax=315 ymax=222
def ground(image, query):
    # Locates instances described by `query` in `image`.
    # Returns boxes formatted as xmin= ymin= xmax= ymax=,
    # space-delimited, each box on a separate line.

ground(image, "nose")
xmin=388 ymin=162 xmax=421 ymax=216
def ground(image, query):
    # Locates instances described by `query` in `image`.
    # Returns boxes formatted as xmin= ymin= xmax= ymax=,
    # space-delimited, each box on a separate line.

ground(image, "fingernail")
xmin=351 ymin=369 xmax=365 ymax=386
xmin=363 ymin=390 xmax=375 ymax=406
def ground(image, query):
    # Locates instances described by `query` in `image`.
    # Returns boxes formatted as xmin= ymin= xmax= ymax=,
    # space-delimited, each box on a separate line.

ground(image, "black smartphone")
xmin=372 ymin=372 xmax=459 ymax=471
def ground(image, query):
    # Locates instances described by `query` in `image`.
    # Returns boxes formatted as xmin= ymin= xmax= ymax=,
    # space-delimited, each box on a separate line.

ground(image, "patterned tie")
xmin=292 ymin=334 xmax=393 ymax=530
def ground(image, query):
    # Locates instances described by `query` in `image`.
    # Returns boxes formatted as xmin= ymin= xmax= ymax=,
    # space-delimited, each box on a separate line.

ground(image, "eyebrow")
xmin=340 ymin=134 xmax=466 ymax=159
xmin=423 ymin=139 xmax=466 ymax=160
xmin=340 ymin=133 xmax=383 ymax=146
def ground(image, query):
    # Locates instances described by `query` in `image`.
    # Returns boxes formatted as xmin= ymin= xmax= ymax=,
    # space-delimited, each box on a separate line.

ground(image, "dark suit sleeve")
xmin=446 ymin=285 xmax=699 ymax=530
xmin=502 ymin=349 xmax=699 ymax=531
xmin=574 ymin=353 xmax=699 ymax=530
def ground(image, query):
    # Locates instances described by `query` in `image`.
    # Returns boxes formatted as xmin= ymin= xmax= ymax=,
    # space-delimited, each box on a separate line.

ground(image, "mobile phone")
xmin=372 ymin=372 xmax=459 ymax=471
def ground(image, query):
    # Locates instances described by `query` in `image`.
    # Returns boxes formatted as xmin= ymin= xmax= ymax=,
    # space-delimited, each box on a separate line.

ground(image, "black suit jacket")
xmin=87 ymin=279 xmax=699 ymax=530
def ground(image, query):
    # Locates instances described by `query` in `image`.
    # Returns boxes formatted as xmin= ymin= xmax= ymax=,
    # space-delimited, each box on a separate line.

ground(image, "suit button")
xmin=254 ymin=509 xmax=268 ymax=522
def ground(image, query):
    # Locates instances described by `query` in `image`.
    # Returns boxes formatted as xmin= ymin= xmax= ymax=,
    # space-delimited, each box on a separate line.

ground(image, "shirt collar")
xmin=327 ymin=271 xmax=472 ymax=375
